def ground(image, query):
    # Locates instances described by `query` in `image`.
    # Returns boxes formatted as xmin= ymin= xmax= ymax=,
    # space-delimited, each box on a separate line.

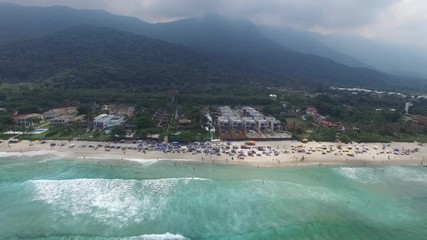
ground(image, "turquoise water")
xmin=1 ymin=153 xmax=426 ymax=239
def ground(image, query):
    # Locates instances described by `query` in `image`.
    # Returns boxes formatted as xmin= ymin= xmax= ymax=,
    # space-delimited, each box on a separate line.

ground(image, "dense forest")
xmin=0 ymin=26 xmax=241 ymax=88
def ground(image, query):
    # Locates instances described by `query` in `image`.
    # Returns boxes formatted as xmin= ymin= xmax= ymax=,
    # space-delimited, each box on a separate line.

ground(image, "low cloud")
xmin=5 ymin=0 xmax=427 ymax=49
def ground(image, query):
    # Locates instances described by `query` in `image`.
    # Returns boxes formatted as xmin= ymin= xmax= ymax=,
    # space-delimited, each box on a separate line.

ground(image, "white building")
xmin=50 ymin=116 xmax=71 ymax=126
xmin=216 ymin=105 xmax=286 ymax=135
xmin=44 ymin=107 xmax=80 ymax=126
xmin=405 ymin=102 xmax=413 ymax=115
xmin=266 ymin=117 xmax=282 ymax=131
xmin=14 ymin=113 xmax=44 ymax=127
xmin=230 ymin=117 xmax=243 ymax=133
xmin=242 ymin=106 xmax=255 ymax=117
xmin=256 ymin=118 xmax=268 ymax=131
xmin=242 ymin=106 xmax=263 ymax=118
xmin=218 ymin=116 xmax=229 ymax=133
xmin=219 ymin=106 xmax=235 ymax=117
xmin=43 ymin=107 xmax=78 ymax=120
xmin=93 ymin=114 xmax=124 ymax=128
xmin=242 ymin=117 xmax=256 ymax=131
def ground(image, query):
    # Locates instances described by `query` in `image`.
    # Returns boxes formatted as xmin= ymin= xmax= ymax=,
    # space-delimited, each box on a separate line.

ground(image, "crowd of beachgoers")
xmin=1 ymin=138 xmax=426 ymax=168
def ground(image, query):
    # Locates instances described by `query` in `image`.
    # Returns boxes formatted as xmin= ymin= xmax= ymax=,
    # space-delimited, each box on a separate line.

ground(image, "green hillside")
xmin=0 ymin=26 xmax=237 ymax=88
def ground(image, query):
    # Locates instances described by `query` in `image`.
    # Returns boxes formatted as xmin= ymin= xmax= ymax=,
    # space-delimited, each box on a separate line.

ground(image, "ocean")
xmin=1 ymin=152 xmax=426 ymax=240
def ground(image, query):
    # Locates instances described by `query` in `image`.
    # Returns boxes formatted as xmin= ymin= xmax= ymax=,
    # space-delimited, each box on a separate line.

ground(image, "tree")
xmin=134 ymin=114 xmax=155 ymax=129
xmin=262 ymin=106 xmax=273 ymax=115
xmin=110 ymin=126 xmax=126 ymax=140
xmin=0 ymin=114 xmax=13 ymax=125
xmin=305 ymin=115 xmax=315 ymax=123
xmin=77 ymin=104 xmax=91 ymax=115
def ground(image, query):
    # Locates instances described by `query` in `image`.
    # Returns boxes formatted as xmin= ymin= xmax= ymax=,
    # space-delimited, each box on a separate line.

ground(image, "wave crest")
xmin=29 ymin=178 xmax=209 ymax=227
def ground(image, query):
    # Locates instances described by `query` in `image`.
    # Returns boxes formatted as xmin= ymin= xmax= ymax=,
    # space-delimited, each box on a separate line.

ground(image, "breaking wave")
xmin=29 ymin=178 xmax=209 ymax=227
xmin=335 ymin=166 xmax=427 ymax=184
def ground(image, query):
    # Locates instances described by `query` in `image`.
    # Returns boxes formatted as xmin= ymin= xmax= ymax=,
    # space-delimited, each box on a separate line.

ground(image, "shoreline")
xmin=1 ymin=139 xmax=426 ymax=168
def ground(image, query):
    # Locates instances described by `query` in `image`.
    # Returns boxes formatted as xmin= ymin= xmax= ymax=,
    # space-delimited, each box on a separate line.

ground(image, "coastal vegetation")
xmin=1 ymin=80 xmax=426 ymax=143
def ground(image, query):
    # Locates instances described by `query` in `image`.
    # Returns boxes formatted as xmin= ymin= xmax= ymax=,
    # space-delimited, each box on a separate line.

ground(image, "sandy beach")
xmin=1 ymin=139 xmax=426 ymax=168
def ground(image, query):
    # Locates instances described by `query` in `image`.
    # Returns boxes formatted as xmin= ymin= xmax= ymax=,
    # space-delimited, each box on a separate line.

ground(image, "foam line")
xmin=0 ymin=150 xmax=70 ymax=159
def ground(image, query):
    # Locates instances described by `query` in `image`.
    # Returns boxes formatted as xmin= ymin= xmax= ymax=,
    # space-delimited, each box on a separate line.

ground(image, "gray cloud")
xmin=4 ymin=0 xmax=110 ymax=10
xmin=6 ymin=0 xmax=398 ymax=28
xmin=4 ymin=0 xmax=427 ymax=49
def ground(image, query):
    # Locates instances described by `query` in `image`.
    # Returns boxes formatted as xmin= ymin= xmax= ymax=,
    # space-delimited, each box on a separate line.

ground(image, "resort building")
xmin=93 ymin=114 xmax=124 ymax=128
xmin=217 ymin=105 xmax=290 ymax=140
xmin=219 ymin=106 xmax=235 ymax=117
xmin=242 ymin=117 xmax=256 ymax=131
xmin=230 ymin=117 xmax=243 ymax=133
xmin=14 ymin=113 xmax=44 ymax=127
xmin=218 ymin=116 xmax=229 ymax=133
xmin=243 ymin=106 xmax=260 ymax=117
xmin=256 ymin=118 xmax=268 ymax=131
xmin=266 ymin=117 xmax=282 ymax=131
xmin=43 ymin=107 xmax=78 ymax=120
xmin=242 ymin=106 xmax=255 ymax=117
xmin=218 ymin=106 xmax=282 ymax=132
xmin=50 ymin=116 xmax=71 ymax=126
xmin=43 ymin=107 xmax=82 ymax=126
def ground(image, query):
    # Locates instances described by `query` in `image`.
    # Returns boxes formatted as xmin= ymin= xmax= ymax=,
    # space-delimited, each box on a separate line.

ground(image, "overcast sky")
xmin=5 ymin=0 xmax=427 ymax=50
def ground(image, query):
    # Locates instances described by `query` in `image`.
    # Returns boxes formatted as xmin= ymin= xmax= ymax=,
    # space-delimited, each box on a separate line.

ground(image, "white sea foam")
xmin=335 ymin=166 xmax=427 ymax=184
xmin=384 ymin=166 xmax=427 ymax=183
xmin=80 ymin=156 xmax=159 ymax=167
xmin=335 ymin=167 xmax=380 ymax=184
xmin=0 ymin=150 xmax=70 ymax=159
xmin=29 ymin=177 xmax=208 ymax=227
xmin=123 ymin=158 xmax=159 ymax=166
xmin=127 ymin=232 xmax=188 ymax=240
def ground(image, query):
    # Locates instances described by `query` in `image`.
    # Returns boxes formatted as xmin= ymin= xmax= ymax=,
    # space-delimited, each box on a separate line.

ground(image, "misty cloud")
xmin=5 ymin=0 xmax=399 ymax=28
xmin=106 ymin=0 xmax=400 ymax=30
xmin=5 ymin=0 xmax=427 ymax=50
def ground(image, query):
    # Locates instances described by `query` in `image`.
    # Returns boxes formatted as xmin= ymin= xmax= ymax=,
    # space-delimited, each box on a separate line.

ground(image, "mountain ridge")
xmin=0 ymin=25 xmax=238 ymax=88
xmin=0 ymin=2 xmax=422 ymax=90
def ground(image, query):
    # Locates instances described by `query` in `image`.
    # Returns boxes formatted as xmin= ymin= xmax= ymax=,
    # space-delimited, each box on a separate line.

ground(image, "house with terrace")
xmin=13 ymin=113 xmax=44 ymax=127
xmin=43 ymin=107 xmax=82 ymax=126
